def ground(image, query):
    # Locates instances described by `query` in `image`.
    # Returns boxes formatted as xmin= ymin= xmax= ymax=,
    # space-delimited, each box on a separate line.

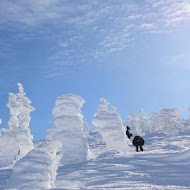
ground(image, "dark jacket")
xmin=133 ymin=136 xmax=144 ymax=146
xmin=126 ymin=130 xmax=132 ymax=139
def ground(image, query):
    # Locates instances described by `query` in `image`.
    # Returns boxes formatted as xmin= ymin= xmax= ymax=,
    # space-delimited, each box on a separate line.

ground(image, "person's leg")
xmin=136 ymin=146 xmax=139 ymax=152
xmin=140 ymin=146 xmax=143 ymax=151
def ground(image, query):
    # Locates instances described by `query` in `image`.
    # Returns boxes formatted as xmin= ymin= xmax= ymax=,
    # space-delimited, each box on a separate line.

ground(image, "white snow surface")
xmin=47 ymin=94 xmax=89 ymax=166
xmin=53 ymin=132 xmax=190 ymax=190
xmin=92 ymin=98 xmax=130 ymax=154
xmin=0 ymin=83 xmax=35 ymax=168
xmin=0 ymin=127 xmax=190 ymax=189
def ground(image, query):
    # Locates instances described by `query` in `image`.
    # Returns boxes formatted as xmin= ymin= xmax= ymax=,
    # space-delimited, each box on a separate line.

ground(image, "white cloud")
xmin=0 ymin=0 xmax=190 ymax=76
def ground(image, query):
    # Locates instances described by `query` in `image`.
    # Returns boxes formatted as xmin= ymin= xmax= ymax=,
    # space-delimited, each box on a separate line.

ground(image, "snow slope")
xmin=54 ymin=133 xmax=190 ymax=190
xmin=1 ymin=132 xmax=190 ymax=189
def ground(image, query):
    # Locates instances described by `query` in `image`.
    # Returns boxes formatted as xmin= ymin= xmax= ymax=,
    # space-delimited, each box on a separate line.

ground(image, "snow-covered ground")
xmin=54 ymin=133 xmax=190 ymax=190
xmin=1 ymin=132 xmax=190 ymax=189
xmin=0 ymin=91 xmax=190 ymax=189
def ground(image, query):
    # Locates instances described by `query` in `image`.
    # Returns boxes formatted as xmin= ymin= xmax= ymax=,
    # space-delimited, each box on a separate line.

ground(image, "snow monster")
xmin=133 ymin=136 xmax=145 ymax=152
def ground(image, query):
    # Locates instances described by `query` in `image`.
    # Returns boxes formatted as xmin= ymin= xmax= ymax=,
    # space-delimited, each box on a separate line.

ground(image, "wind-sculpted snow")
xmin=47 ymin=94 xmax=89 ymax=166
xmin=0 ymin=83 xmax=35 ymax=168
xmin=6 ymin=140 xmax=61 ymax=190
xmin=92 ymin=98 xmax=130 ymax=154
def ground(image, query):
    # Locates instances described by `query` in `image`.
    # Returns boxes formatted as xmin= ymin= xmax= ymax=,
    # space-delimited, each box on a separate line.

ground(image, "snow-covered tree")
xmin=183 ymin=108 xmax=190 ymax=131
xmin=6 ymin=140 xmax=61 ymax=190
xmin=127 ymin=109 xmax=151 ymax=135
xmin=127 ymin=112 xmax=139 ymax=134
xmin=92 ymin=98 xmax=130 ymax=154
xmin=127 ymin=108 xmax=184 ymax=136
xmin=0 ymin=83 xmax=35 ymax=168
xmin=150 ymin=108 xmax=184 ymax=135
xmin=47 ymin=94 xmax=89 ymax=166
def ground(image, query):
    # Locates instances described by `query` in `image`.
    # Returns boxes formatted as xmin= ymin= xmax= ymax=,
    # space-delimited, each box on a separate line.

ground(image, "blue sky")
xmin=0 ymin=0 xmax=190 ymax=140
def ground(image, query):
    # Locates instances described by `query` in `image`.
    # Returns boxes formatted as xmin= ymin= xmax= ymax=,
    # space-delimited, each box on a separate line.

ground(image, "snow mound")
xmin=47 ymin=94 xmax=90 ymax=166
xmin=92 ymin=98 xmax=130 ymax=154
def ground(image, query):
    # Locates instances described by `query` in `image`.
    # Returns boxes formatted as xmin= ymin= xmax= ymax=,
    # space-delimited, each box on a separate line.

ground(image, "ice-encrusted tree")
xmin=7 ymin=94 xmax=91 ymax=189
xmin=127 ymin=112 xmax=139 ymax=134
xmin=150 ymin=108 xmax=184 ymax=135
xmin=0 ymin=83 xmax=35 ymax=168
xmin=127 ymin=109 xmax=151 ymax=135
xmin=47 ymin=94 xmax=89 ymax=166
xmin=92 ymin=98 xmax=130 ymax=153
xmin=183 ymin=108 xmax=190 ymax=130
xmin=6 ymin=140 xmax=61 ymax=190
xmin=127 ymin=108 xmax=184 ymax=136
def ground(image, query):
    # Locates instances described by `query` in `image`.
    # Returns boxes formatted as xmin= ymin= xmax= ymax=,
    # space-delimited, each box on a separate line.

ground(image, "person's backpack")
xmin=133 ymin=136 xmax=144 ymax=146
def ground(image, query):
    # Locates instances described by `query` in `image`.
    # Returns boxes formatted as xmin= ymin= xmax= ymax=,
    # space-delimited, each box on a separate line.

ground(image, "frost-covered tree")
xmin=138 ymin=109 xmax=151 ymax=133
xmin=0 ymin=83 xmax=35 ymax=168
xmin=127 ymin=109 xmax=151 ymax=135
xmin=47 ymin=94 xmax=89 ymax=166
xmin=127 ymin=108 xmax=184 ymax=136
xmin=92 ymin=98 xmax=130 ymax=154
xmin=127 ymin=112 xmax=139 ymax=134
xmin=150 ymin=108 xmax=184 ymax=135
xmin=183 ymin=108 xmax=190 ymax=130
xmin=6 ymin=140 xmax=61 ymax=190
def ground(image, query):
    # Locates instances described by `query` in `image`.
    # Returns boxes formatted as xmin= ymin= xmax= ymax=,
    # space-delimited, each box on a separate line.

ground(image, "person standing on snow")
xmin=126 ymin=126 xmax=132 ymax=139
xmin=133 ymin=136 xmax=145 ymax=152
